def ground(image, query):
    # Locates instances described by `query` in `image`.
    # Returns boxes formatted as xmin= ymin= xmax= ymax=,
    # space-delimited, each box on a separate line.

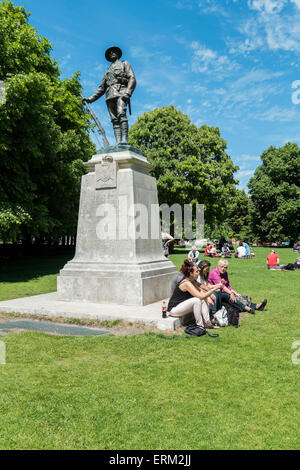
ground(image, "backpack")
xmin=215 ymin=306 xmax=228 ymax=327
xmin=184 ymin=325 xmax=219 ymax=338
xmin=236 ymin=294 xmax=252 ymax=308
xmin=222 ymin=302 xmax=240 ymax=327
xmin=284 ymin=263 xmax=296 ymax=271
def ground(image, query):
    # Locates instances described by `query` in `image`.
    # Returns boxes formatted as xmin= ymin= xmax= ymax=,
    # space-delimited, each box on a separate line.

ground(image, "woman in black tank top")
xmin=168 ymin=260 xmax=222 ymax=329
xmin=168 ymin=281 xmax=193 ymax=311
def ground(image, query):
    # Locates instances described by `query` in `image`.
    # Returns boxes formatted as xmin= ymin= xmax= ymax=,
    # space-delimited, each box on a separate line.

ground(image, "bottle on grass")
xmin=162 ymin=301 xmax=167 ymax=318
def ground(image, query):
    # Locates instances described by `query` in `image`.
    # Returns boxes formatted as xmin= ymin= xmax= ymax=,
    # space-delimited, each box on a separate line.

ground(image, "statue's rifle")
xmin=80 ymin=93 xmax=109 ymax=148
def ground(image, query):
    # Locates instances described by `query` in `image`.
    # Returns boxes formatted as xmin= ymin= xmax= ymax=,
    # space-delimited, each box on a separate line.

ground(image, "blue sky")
xmin=12 ymin=0 xmax=300 ymax=189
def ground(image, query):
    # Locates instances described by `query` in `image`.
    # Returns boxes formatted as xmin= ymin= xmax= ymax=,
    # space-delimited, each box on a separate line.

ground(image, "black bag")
xmin=236 ymin=294 xmax=252 ymax=308
xmin=284 ymin=263 xmax=296 ymax=271
xmin=222 ymin=302 xmax=240 ymax=327
xmin=184 ymin=325 xmax=219 ymax=338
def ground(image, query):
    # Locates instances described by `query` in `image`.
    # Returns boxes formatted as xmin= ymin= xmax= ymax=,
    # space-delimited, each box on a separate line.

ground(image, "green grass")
xmin=0 ymin=248 xmax=299 ymax=449
xmin=0 ymin=253 xmax=72 ymax=301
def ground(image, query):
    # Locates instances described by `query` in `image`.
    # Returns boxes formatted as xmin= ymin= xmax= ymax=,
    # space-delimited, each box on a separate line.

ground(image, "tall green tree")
xmin=129 ymin=105 xmax=238 ymax=231
xmin=248 ymin=143 xmax=300 ymax=241
xmin=204 ymin=188 xmax=252 ymax=241
xmin=0 ymin=1 xmax=95 ymax=242
xmin=226 ymin=188 xmax=252 ymax=240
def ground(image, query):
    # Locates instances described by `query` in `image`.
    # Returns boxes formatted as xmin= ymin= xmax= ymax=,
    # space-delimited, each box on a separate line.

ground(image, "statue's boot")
xmin=113 ymin=125 xmax=121 ymax=144
xmin=120 ymin=121 xmax=128 ymax=144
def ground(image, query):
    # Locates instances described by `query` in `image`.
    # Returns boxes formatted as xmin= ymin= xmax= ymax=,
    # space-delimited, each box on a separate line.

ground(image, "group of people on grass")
xmin=204 ymin=241 xmax=231 ymax=258
xmin=167 ymin=259 xmax=267 ymax=330
xmin=204 ymin=240 xmax=254 ymax=259
xmin=184 ymin=239 xmax=299 ymax=274
xmin=188 ymin=241 xmax=232 ymax=264
xmin=234 ymin=241 xmax=255 ymax=258
xmin=165 ymin=236 xmax=300 ymax=329
xmin=204 ymin=242 xmax=230 ymax=258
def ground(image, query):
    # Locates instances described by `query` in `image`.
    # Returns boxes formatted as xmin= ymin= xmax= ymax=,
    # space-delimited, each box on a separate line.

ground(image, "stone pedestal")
xmin=57 ymin=150 xmax=177 ymax=306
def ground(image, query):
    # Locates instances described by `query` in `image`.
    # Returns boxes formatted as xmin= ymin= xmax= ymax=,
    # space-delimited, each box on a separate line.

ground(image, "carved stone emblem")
xmin=95 ymin=156 xmax=117 ymax=189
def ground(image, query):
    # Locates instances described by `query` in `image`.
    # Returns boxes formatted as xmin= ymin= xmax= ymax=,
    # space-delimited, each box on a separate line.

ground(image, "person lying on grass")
xmin=208 ymin=259 xmax=267 ymax=314
xmin=167 ymin=260 xmax=222 ymax=329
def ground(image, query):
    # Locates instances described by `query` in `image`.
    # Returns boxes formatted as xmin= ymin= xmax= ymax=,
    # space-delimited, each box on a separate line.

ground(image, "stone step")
xmin=0 ymin=293 xmax=193 ymax=331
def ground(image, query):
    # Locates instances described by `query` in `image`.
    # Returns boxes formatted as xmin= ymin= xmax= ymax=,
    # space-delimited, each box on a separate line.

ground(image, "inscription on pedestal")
xmin=95 ymin=156 xmax=117 ymax=189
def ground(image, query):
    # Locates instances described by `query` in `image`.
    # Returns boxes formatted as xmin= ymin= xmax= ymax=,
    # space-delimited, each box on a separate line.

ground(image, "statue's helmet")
xmin=105 ymin=46 xmax=122 ymax=61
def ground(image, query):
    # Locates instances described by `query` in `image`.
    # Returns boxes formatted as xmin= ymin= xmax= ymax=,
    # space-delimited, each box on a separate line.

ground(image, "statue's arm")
xmin=124 ymin=61 xmax=136 ymax=97
xmin=86 ymin=76 xmax=106 ymax=103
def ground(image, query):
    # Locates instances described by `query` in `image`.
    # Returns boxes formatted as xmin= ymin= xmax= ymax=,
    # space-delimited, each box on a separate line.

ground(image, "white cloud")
xmin=189 ymin=41 xmax=239 ymax=74
xmin=229 ymin=19 xmax=265 ymax=54
xmin=130 ymin=46 xmax=156 ymax=59
xmin=60 ymin=53 xmax=71 ymax=67
xmin=248 ymin=0 xmax=288 ymax=14
xmin=239 ymin=154 xmax=261 ymax=162
xmin=82 ymin=79 xmax=98 ymax=89
xmin=137 ymin=66 xmax=186 ymax=97
xmin=175 ymin=0 xmax=195 ymax=9
xmin=184 ymin=67 xmax=286 ymax=123
xmin=229 ymin=0 xmax=300 ymax=54
xmin=210 ymin=69 xmax=285 ymax=119
xmin=192 ymin=42 xmax=217 ymax=60
xmin=53 ymin=25 xmax=70 ymax=34
xmin=282 ymin=135 xmax=300 ymax=143
xmin=142 ymin=103 xmax=160 ymax=111
xmin=198 ymin=0 xmax=229 ymax=16
xmin=94 ymin=64 xmax=104 ymax=72
xmin=236 ymin=169 xmax=255 ymax=177
xmin=256 ymin=105 xmax=300 ymax=121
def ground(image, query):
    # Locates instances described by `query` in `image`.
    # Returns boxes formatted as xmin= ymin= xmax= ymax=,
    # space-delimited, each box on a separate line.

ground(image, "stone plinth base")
xmin=57 ymin=260 xmax=176 ymax=306
xmin=57 ymin=150 xmax=177 ymax=306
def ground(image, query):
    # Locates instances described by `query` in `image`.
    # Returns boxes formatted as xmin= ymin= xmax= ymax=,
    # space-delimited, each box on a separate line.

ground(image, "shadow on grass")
xmin=0 ymin=253 xmax=74 ymax=283
xmin=172 ymin=248 xmax=190 ymax=255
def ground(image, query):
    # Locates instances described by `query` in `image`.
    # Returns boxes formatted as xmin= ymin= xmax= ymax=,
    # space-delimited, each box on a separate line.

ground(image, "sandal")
xmin=206 ymin=324 xmax=220 ymax=329
xmin=257 ymin=299 xmax=267 ymax=311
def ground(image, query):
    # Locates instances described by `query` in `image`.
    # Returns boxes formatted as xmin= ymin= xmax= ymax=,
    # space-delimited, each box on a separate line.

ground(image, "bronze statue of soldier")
xmin=82 ymin=46 xmax=136 ymax=145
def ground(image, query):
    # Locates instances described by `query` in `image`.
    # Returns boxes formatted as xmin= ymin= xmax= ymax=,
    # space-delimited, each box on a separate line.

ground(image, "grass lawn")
xmin=0 ymin=247 xmax=299 ymax=449
xmin=0 ymin=253 xmax=73 ymax=301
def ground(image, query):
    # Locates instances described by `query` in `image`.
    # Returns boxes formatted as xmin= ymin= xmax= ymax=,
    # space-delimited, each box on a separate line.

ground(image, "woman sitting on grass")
xmin=197 ymin=260 xmax=223 ymax=319
xmin=208 ymin=259 xmax=267 ymax=314
xmin=221 ymin=243 xmax=231 ymax=258
xmin=209 ymin=244 xmax=221 ymax=258
xmin=204 ymin=243 xmax=212 ymax=256
xmin=266 ymin=249 xmax=286 ymax=270
xmin=168 ymin=260 xmax=222 ymax=329
xmin=235 ymin=241 xmax=246 ymax=258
